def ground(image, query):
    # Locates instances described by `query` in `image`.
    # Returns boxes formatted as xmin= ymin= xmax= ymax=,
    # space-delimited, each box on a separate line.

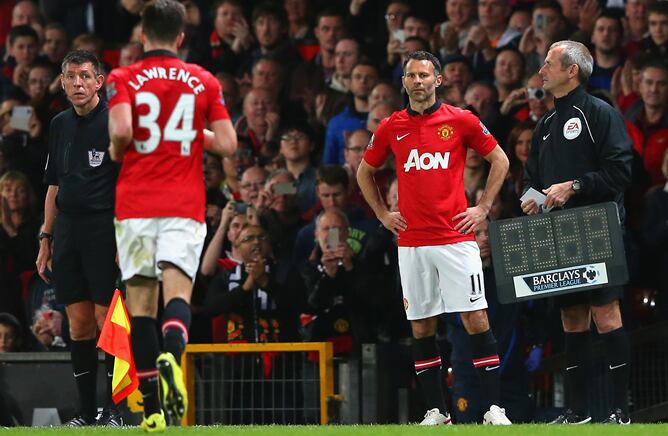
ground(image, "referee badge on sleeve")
xmin=88 ymin=149 xmax=105 ymax=167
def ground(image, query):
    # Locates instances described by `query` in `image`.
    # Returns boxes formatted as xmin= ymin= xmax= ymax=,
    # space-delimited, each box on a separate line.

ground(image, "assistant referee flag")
xmin=97 ymin=289 xmax=138 ymax=404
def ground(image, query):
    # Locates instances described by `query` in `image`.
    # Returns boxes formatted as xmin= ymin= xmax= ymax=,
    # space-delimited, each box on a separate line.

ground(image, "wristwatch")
xmin=571 ymin=179 xmax=582 ymax=194
xmin=38 ymin=231 xmax=53 ymax=241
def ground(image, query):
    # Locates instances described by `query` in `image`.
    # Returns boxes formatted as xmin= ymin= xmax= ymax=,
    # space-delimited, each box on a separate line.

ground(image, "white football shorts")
xmin=398 ymin=241 xmax=487 ymax=320
xmin=114 ymin=217 xmax=206 ymax=282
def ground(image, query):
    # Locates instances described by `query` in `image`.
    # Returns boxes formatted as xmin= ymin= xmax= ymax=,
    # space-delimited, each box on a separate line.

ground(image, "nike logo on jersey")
xmin=543 ymin=133 xmax=550 ymax=140
xmin=609 ymin=363 xmax=627 ymax=370
xmin=416 ymin=369 xmax=429 ymax=375
xmin=485 ymin=365 xmax=500 ymax=371
xmin=73 ymin=371 xmax=90 ymax=378
xmin=566 ymin=365 xmax=578 ymax=371
xmin=470 ymin=296 xmax=483 ymax=303
xmin=396 ymin=133 xmax=410 ymax=141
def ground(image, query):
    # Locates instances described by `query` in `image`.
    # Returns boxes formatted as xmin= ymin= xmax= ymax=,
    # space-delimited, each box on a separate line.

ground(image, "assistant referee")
xmin=35 ymin=50 xmax=121 ymax=427
xmin=521 ymin=41 xmax=632 ymax=425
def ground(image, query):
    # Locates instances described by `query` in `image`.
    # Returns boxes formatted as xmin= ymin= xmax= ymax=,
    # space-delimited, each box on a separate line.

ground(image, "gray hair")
xmin=265 ymin=168 xmax=294 ymax=188
xmin=315 ymin=207 xmax=350 ymax=230
xmin=549 ymin=40 xmax=593 ymax=84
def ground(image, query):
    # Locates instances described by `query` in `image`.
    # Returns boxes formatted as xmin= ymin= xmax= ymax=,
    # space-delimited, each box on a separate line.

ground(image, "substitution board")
xmin=488 ymin=202 xmax=628 ymax=304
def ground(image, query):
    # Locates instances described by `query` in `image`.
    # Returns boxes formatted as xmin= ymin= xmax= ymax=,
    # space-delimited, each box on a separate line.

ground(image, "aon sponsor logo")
xmin=403 ymin=149 xmax=450 ymax=172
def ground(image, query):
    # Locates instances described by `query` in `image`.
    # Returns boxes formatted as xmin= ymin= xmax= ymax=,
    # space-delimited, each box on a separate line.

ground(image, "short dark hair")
xmin=648 ymin=1 xmax=668 ymax=18
xmin=61 ymin=50 xmax=101 ymax=76
xmin=142 ymin=0 xmax=186 ymax=45
xmin=8 ymin=25 xmax=38 ymax=46
xmin=402 ymin=50 xmax=441 ymax=75
xmin=316 ymin=165 xmax=349 ymax=190
xmin=596 ymin=9 xmax=624 ymax=34
xmin=315 ymin=8 xmax=345 ymax=28
xmin=533 ymin=0 xmax=563 ymax=15
xmin=251 ymin=1 xmax=288 ymax=29
xmin=640 ymin=59 xmax=668 ymax=77
xmin=404 ymin=36 xmax=429 ymax=51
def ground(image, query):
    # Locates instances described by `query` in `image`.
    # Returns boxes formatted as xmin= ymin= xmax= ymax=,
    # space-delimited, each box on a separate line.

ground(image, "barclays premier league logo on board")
xmin=513 ymin=263 xmax=609 ymax=298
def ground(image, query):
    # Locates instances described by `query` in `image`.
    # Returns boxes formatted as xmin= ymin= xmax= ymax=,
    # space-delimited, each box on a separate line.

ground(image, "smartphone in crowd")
xmin=9 ymin=106 xmax=33 ymax=132
xmin=273 ymin=182 xmax=297 ymax=195
xmin=234 ymin=202 xmax=248 ymax=214
xmin=327 ymin=228 xmax=340 ymax=251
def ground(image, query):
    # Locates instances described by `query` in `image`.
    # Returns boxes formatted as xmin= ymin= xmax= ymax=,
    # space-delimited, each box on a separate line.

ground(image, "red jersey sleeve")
xmin=106 ymin=68 xmax=131 ymax=107
xmin=203 ymin=70 xmax=230 ymax=123
xmin=363 ymin=116 xmax=392 ymax=168
xmin=462 ymin=110 xmax=498 ymax=156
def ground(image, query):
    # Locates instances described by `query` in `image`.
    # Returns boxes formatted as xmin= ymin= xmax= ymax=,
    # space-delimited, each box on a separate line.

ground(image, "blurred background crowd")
xmin=0 ymin=0 xmax=667 ymax=421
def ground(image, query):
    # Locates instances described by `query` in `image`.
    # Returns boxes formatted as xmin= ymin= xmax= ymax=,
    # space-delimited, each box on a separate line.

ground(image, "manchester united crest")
xmin=437 ymin=124 xmax=454 ymax=140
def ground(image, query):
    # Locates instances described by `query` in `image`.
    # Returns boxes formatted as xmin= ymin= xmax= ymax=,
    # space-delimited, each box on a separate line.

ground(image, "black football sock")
xmin=470 ymin=329 xmax=501 ymax=410
xmin=565 ymin=331 xmax=591 ymax=415
xmin=412 ymin=336 xmax=447 ymax=413
xmin=132 ymin=316 xmax=161 ymax=416
xmin=71 ymin=339 xmax=98 ymax=420
xmin=161 ymin=298 xmax=191 ymax=363
xmin=601 ymin=327 xmax=630 ymax=414
xmin=104 ymin=352 xmax=116 ymax=408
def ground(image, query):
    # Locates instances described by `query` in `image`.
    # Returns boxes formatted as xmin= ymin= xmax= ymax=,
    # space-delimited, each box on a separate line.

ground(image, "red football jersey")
xmin=107 ymin=51 xmax=230 ymax=222
xmin=363 ymin=102 xmax=497 ymax=247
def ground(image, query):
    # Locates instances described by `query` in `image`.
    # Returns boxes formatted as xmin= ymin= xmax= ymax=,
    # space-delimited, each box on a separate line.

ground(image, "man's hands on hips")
xmin=379 ymin=210 xmax=407 ymax=236
xmin=453 ymin=205 xmax=489 ymax=234
xmin=542 ymin=181 xmax=575 ymax=209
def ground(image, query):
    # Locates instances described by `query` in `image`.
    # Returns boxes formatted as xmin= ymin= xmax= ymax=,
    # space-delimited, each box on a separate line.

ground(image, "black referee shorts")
xmin=556 ymin=285 xmax=624 ymax=309
xmin=52 ymin=210 xmax=118 ymax=306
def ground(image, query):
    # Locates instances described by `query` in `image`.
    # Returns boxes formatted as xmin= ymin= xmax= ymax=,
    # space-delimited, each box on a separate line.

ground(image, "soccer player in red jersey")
xmin=357 ymin=51 xmax=511 ymax=425
xmin=107 ymin=0 xmax=237 ymax=431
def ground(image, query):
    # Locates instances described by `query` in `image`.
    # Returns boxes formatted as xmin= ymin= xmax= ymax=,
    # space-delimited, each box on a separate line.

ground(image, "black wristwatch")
xmin=38 ymin=231 xmax=53 ymax=241
xmin=571 ymin=179 xmax=582 ymax=194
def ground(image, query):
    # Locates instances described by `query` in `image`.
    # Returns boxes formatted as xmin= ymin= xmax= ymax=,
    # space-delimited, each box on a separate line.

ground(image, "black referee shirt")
xmin=44 ymin=99 xmax=118 ymax=214
xmin=524 ymin=85 xmax=633 ymax=222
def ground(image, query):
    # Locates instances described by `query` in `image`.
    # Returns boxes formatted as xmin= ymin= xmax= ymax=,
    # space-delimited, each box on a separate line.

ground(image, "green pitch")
xmin=0 ymin=425 xmax=665 ymax=435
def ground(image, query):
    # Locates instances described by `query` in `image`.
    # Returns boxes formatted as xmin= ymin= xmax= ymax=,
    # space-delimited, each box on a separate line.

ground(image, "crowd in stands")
xmin=1 ymin=0 xmax=667 ymax=418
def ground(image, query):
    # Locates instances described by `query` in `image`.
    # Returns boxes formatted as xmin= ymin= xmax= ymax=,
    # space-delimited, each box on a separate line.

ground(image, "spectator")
xmin=221 ymin=138 xmax=254 ymax=201
xmin=216 ymin=72 xmax=242 ymax=123
xmin=204 ymin=153 xmax=225 ymax=193
xmin=625 ymin=0 xmax=651 ymax=45
xmin=299 ymin=208 xmax=374 ymax=355
xmin=208 ymin=0 xmax=253 ymax=74
xmin=118 ymin=41 xmax=143 ymax=67
xmin=403 ymin=15 xmax=431 ymax=42
xmin=243 ymin=1 xmax=302 ymax=76
xmin=201 ymin=207 xmax=248 ymax=278
xmin=278 ymin=124 xmax=317 ymax=214
xmin=205 ymin=223 xmax=300 ymax=343
xmin=310 ymin=8 xmax=346 ymax=81
xmin=387 ymin=35 xmax=430 ymax=88
xmin=235 ymin=87 xmax=280 ymax=154
xmin=641 ymin=1 xmax=668 ymax=58
xmin=493 ymin=47 xmax=525 ymax=102
xmin=251 ymin=57 xmax=284 ymax=102
xmin=285 ymin=0 xmax=314 ymax=44
xmin=519 ymin=0 xmax=569 ymax=75
xmin=433 ymin=0 xmax=477 ymax=59
xmin=323 ymin=61 xmax=378 ymax=165
xmin=368 ymin=81 xmax=402 ymax=110
xmin=503 ymin=121 xmax=536 ymax=217
xmin=294 ymin=165 xmax=375 ymax=265
xmin=3 ymin=25 xmax=40 ymax=94
xmin=625 ymin=60 xmax=668 ymax=186
xmin=384 ymin=1 xmax=412 ymax=39
xmin=239 ymin=165 xmax=269 ymax=207
xmin=442 ymin=54 xmax=473 ymax=97
xmin=464 ymin=81 xmax=510 ymax=147
xmin=314 ymin=37 xmax=362 ymax=126
xmin=367 ymin=101 xmax=393 ymax=133
xmin=0 ymin=313 xmax=22 ymax=352
xmin=589 ymin=11 xmax=624 ymax=92
xmin=41 ymin=23 xmax=69 ymax=69
xmin=463 ymin=0 xmax=521 ymax=79
xmin=464 ymin=147 xmax=490 ymax=205
xmin=0 ymin=170 xmax=39 ymax=273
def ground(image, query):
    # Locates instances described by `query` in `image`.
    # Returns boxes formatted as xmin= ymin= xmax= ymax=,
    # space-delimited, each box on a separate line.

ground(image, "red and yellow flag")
xmin=97 ymin=289 xmax=138 ymax=404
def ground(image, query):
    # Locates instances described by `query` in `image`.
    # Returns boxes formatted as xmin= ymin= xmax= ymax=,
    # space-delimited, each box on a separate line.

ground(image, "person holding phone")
xmin=357 ymin=51 xmax=511 ymax=426
xmin=299 ymin=208 xmax=374 ymax=356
